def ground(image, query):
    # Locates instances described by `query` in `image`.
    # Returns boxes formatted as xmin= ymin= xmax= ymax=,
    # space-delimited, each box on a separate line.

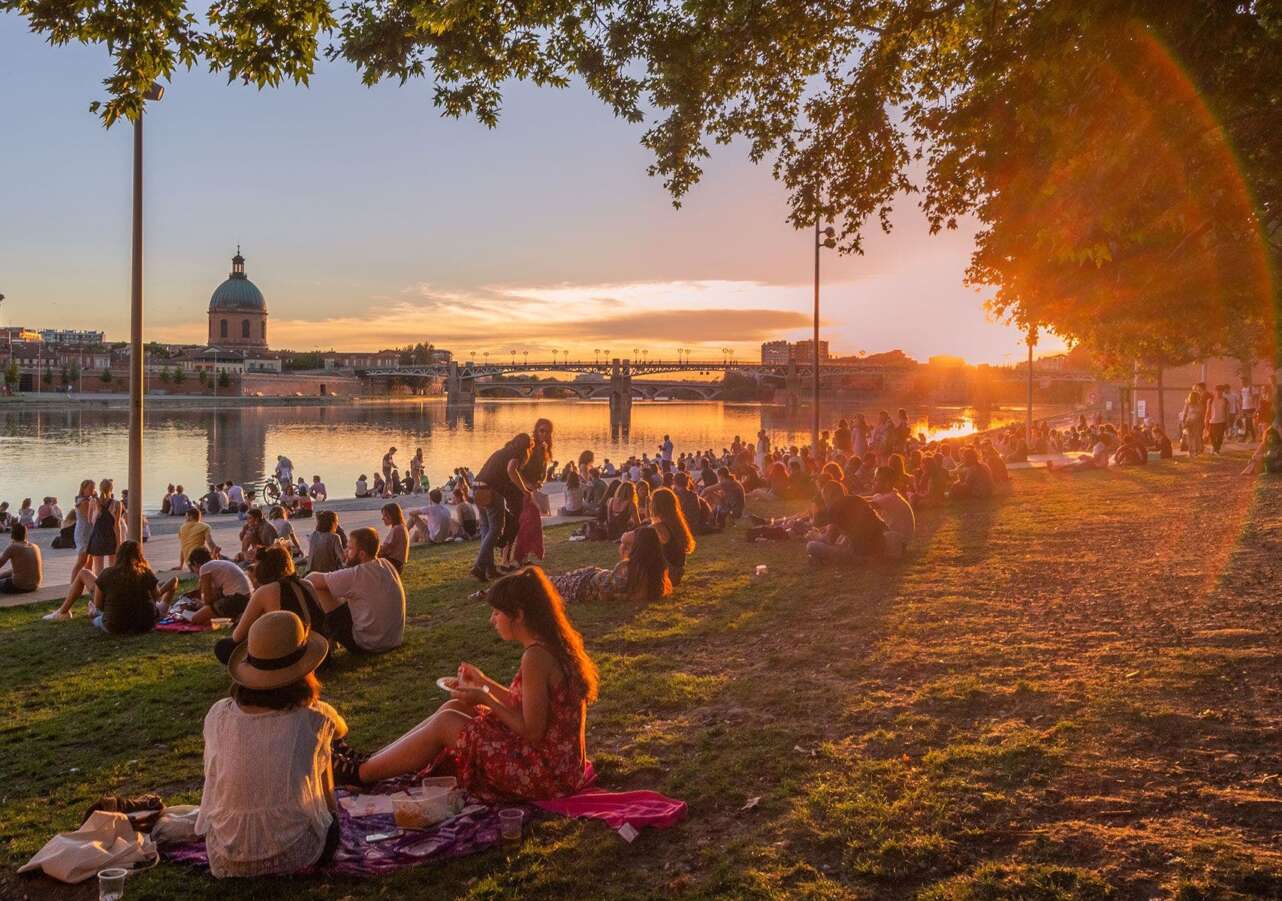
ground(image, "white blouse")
xmin=197 ymin=698 xmax=345 ymax=878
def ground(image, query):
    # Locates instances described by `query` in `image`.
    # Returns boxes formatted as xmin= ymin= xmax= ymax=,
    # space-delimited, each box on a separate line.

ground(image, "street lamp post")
xmin=812 ymin=193 xmax=836 ymax=451
xmin=127 ymin=82 xmax=164 ymax=543
xmin=1026 ymin=324 xmax=1038 ymax=445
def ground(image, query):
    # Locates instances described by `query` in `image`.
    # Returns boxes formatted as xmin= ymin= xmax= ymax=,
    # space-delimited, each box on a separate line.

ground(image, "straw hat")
xmin=227 ymin=610 xmax=328 ymax=690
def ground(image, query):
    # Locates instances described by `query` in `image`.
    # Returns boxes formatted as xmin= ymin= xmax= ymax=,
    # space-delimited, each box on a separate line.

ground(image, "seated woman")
xmin=355 ymin=474 xmax=370 ymax=498
xmin=1242 ymin=427 xmax=1282 ymax=475
xmin=911 ymin=453 xmax=952 ymax=508
xmin=198 ymin=610 xmax=344 ymax=878
xmin=557 ymin=468 xmax=586 ymax=516
xmin=649 ymin=487 xmax=696 ymax=586
xmin=48 ymin=539 xmax=177 ymax=633
xmin=372 ymin=472 xmax=387 ymax=498
xmin=379 ymin=502 xmax=409 ymax=573
xmin=307 ymin=510 xmax=346 ymax=574
xmin=552 ymin=525 xmax=671 ymax=604
xmin=605 ymin=482 xmax=641 ymax=541
xmin=338 ymin=567 xmax=599 ymax=803
xmin=215 ymin=544 xmax=330 ymax=664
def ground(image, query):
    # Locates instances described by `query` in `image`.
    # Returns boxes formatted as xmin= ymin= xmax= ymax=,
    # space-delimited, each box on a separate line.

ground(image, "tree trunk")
xmin=1157 ymin=365 xmax=1165 ymax=433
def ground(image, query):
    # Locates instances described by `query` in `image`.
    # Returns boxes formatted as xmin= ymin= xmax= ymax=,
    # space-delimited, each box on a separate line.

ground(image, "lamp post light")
xmin=522 ymin=350 xmax=528 ymax=367
xmin=813 ymin=196 xmax=837 ymax=452
xmin=127 ymin=81 xmax=164 ymax=544
xmin=510 ymin=348 xmax=516 ymax=366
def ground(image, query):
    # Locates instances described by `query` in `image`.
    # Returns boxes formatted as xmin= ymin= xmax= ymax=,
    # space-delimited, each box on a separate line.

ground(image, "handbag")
xmin=19 ymin=810 xmax=158 ymax=884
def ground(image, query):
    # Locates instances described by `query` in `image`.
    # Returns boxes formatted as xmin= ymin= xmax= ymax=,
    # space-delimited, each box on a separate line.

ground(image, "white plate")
xmin=436 ymin=676 xmax=458 ymax=693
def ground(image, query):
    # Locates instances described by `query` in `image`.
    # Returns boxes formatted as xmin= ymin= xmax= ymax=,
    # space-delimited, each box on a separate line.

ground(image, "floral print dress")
xmin=552 ymin=561 xmax=630 ymax=604
xmin=449 ymin=667 xmax=588 ymax=802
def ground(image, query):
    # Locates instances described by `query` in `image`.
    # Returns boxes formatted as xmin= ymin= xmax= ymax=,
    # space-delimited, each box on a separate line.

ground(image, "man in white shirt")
xmin=274 ymin=454 xmax=294 ymax=484
xmin=1241 ymin=379 xmax=1258 ymax=442
xmin=661 ymin=435 xmax=674 ymax=463
xmin=185 ymin=547 xmax=253 ymax=623
xmin=408 ymin=489 xmax=454 ymax=544
xmin=1207 ymin=384 xmax=1230 ymax=454
xmin=310 ymin=476 xmax=328 ymax=501
xmin=226 ymin=482 xmax=246 ymax=509
xmin=306 ymin=527 xmax=405 ymax=654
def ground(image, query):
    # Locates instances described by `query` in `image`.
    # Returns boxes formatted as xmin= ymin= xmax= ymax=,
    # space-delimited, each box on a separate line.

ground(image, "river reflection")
xmin=0 ymin=399 xmax=1036 ymax=513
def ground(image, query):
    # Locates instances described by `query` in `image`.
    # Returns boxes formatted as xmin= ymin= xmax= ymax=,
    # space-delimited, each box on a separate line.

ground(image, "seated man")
xmin=309 ymin=475 xmax=328 ymax=501
xmin=947 ymin=448 xmax=996 ymax=498
xmin=170 ymin=485 xmax=192 ymax=517
xmin=202 ymin=484 xmax=224 ymax=516
xmin=1112 ymin=433 xmax=1148 ymax=466
xmin=181 ymin=547 xmax=254 ymax=624
xmin=239 ymin=507 xmax=280 ymax=563
xmin=226 ymin=481 xmax=246 ymax=511
xmin=408 ymin=489 xmax=454 ymax=544
xmin=36 ymin=497 xmax=60 ymax=529
xmin=178 ymin=507 xmax=222 ymax=569
xmin=305 ymin=527 xmax=405 ymax=655
xmin=807 ymin=481 xmax=887 ymax=565
xmin=867 ymin=467 xmax=916 ymax=558
xmin=0 ymin=523 xmax=43 ymax=594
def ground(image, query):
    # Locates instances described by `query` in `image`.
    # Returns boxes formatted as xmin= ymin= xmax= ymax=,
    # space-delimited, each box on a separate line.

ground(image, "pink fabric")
xmin=533 ymin=763 xmax=687 ymax=831
xmin=154 ymin=618 xmax=211 ymax=634
xmin=513 ymin=499 xmax=544 ymax=562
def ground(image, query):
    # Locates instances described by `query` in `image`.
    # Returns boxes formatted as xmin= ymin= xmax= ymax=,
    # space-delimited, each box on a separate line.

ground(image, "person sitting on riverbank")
xmin=450 ymin=486 xmax=481 ymax=539
xmin=305 ymin=527 xmax=405 ymax=656
xmin=807 ymin=482 xmax=887 ymax=566
xmin=45 ymin=540 xmax=178 ymax=632
xmin=552 ymin=525 xmax=672 ymax=604
xmin=355 ymin=474 xmax=370 ymax=498
xmin=307 ymin=510 xmax=347 ymax=574
xmin=198 ymin=610 xmax=343 ymax=878
xmin=0 ymin=501 xmax=11 ymax=533
xmin=182 ymin=547 xmax=254 ymax=625
xmin=649 ymin=487 xmax=695 ymax=587
xmin=239 ymin=508 xmax=280 ymax=564
xmin=179 ymin=507 xmax=223 ymax=569
xmin=0 ymin=524 xmax=43 ymax=595
xmin=269 ymin=506 xmax=305 ymax=559
xmin=703 ymin=467 xmax=746 ymax=528
xmin=215 ymin=545 xmax=331 ymax=665
xmin=309 ymin=476 xmax=328 ymax=502
xmin=162 ymin=484 xmax=176 ymax=516
xmin=1046 ymin=431 xmax=1113 ymax=474
xmin=979 ymin=441 xmax=1011 ymax=485
xmin=17 ymin=499 xmax=36 ymax=530
xmin=379 ymin=503 xmax=409 ymax=574
xmin=947 ymin=447 xmax=996 ymax=499
xmin=606 ymin=482 xmax=641 ymax=541
xmin=226 ymin=481 xmax=246 ymax=512
xmin=868 ymin=467 xmax=915 ymax=559
xmin=171 ymin=485 xmax=192 ymax=517
xmin=202 ymin=484 xmax=225 ymax=516
xmin=1112 ymin=431 xmax=1148 ymax=466
xmin=335 ymin=567 xmax=597 ymax=801
xmin=408 ymin=489 xmax=454 ymax=545
xmin=1241 ymin=427 xmax=1282 ymax=475
xmin=36 ymin=497 xmax=60 ymax=529
xmin=372 ymin=472 xmax=387 ymax=498
xmin=673 ymin=472 xmax=714 ymax=535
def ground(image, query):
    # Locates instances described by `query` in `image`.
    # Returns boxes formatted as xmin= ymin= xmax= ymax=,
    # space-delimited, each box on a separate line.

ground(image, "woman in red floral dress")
xmin=342 ymin=567 xmax=598 ymax=801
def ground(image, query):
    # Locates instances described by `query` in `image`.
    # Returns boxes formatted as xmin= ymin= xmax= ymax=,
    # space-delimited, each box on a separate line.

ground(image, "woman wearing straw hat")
xmin=197 ymin=611 xmax=347 ymax=878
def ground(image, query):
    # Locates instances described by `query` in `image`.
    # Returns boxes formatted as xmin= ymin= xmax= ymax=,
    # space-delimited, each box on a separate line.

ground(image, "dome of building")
xmin=208 ymin=251 xmax=266 ymax=312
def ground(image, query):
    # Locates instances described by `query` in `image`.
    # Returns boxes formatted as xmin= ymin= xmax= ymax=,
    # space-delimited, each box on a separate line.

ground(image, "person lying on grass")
xmin=335 ymin=566 xmax=598 ymax=803
xmin=199 ymin=610 xmax=345 ymax=879
xmin=551 ymin=525 xmax=672 ymax=604
xmin=215 ymin=544 xmax=330 ymax=665
xmin=44 ymin=539 xmax=179 ymax=633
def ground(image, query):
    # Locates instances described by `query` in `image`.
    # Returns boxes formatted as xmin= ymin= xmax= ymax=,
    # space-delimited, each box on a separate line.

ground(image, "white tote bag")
xmin=19 ymin=810 xmax=157 ymax=884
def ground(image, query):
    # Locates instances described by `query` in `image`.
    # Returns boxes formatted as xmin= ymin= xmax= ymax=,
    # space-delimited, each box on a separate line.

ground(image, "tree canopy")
xmin=8 ymin=0 xmax=1282 ymax=368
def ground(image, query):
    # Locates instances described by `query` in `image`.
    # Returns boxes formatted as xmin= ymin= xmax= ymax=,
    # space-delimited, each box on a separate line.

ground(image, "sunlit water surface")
xmin=0 ymin=399 xmax=1036 ymax=513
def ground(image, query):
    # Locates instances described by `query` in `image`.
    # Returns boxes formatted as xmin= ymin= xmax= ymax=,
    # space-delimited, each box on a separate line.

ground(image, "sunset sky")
xmin=0 ymin=16 xmax=1063 ymax=365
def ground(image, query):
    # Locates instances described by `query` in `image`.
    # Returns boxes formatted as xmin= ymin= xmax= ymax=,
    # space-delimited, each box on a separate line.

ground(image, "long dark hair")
xmin=649 ymin=487 xmax=695 ymax=554
xmin=253 ymin=543 xmax=295 ymax=584
xmin=115 ymin=540 xmax=149 ymax=573
xmin=627 ymin=526 xmax=672 ymax=600
xmin=487 ymin=567 xmax=598 ymax=703
xmin=232 ymin=671 xmax=320 ymax=711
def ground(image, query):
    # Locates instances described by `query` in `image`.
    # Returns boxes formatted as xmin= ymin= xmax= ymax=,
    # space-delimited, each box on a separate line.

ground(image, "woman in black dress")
xmin=87 ymin=478 xmax=123 ymax=572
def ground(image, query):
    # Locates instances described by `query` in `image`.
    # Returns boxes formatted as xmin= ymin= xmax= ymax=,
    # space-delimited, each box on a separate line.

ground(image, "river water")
xmin=0 ymin=399 xmax=1037 ymax=514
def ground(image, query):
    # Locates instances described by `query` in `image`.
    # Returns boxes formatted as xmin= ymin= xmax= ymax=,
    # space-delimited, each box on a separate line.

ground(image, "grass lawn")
xmin=4 ymin=453 xmax=1282 ymax=899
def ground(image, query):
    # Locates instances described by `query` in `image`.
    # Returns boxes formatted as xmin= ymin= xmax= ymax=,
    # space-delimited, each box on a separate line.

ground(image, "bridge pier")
xmin=783 ymin=360 xmax=803 ymax=408
xmin=609 ymin=358 xmax=633 ymax=436
xmin=445 ymin=361 xmax=475 ymax=406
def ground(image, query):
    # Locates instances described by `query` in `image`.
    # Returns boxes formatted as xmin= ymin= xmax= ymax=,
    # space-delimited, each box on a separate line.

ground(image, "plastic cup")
xmin=498 ymin=807 xmax=523 ymax=843
xmin=98 ymin=867 xmax=128 ymax=901
xmin=755 ymin=564 xmax=768 ymax=576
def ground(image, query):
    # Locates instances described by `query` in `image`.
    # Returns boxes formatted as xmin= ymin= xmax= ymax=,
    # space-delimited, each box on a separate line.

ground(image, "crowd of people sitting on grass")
xmin=15 ymin=401 xmax=1282 ymax=881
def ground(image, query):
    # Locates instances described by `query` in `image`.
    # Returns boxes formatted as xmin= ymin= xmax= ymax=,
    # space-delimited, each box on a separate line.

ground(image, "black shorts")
xmin=212 ymin=593 xmax=251 ymax=619
xmin=0 ymin=575 xmax=37 ymax=595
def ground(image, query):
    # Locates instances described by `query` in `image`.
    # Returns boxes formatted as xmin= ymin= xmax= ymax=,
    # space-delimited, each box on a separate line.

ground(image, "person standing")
xmin=87 ymin=478 xmax=122 ymax=573
xmin=1240 ymin=378 xmax=1258 ymax=443
xmin=755 ymin=430 xmax=770 ymax=473
xmin=471 ymin=433 xmax=533 ymax=582
xmin=851 ymin=413 xmax=870 ymax=459
xmin=661 ymin=434 xmax=674 ymax=464
xmin=381 ymin=447 xmax=397 ymax=483
xmin=275 ymin=455 xmax=295 ymax=486
xmin=1182 ymin=383 xmax=1207 ymax=457
xmin=1206 ymin=384 xmax=1230 ymax=454
xmin=409 ymin=449 xmax=425 ymax=494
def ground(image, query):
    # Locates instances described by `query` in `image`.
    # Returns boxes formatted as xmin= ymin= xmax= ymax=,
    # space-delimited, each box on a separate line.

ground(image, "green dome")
xmin=209 ymin=251 xmax=266 ymax=312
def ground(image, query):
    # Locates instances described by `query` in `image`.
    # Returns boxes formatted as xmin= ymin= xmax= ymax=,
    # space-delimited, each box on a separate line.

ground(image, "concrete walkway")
xmin=2 ymin=487 xmax=577 ymax=609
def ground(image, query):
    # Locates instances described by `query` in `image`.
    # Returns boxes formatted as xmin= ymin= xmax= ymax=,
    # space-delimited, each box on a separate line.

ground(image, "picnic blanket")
xmin=162 ymin=766 xmax=686 ymax=877
xmin=154 ymin=618 xmax=211 ymax=634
